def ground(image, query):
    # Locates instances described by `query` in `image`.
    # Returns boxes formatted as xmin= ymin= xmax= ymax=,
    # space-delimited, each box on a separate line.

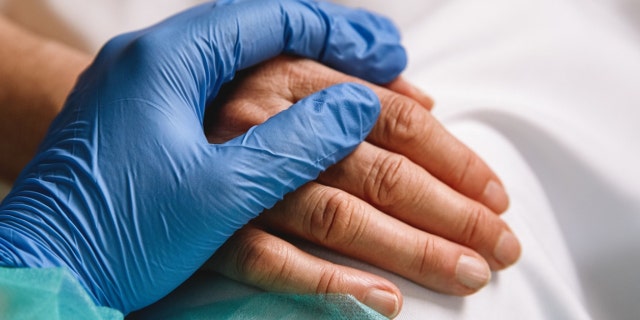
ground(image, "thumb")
xmin=210 ymin=83 xmax=380 ymax=225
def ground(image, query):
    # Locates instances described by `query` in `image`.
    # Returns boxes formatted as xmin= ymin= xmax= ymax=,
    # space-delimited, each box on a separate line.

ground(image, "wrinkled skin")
xmin=203 ymin=56 xmax=521 ymax=317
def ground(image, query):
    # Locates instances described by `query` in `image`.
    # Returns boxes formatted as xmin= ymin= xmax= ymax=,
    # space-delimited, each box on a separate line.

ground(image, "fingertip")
xmin=308 ymin=83 xmax=380 ymax=150
xmin=492 ymin=230 xmax=522 ymax=269
xmin=481 ymin=180 xmax=510 ymax=214
xmin=363 ymin=288 xmax=401 ymax=318
xmin=455 ymin=255 xmax=492 ymax=292
xmin=330 ymin=83 xmax=381 ymax=138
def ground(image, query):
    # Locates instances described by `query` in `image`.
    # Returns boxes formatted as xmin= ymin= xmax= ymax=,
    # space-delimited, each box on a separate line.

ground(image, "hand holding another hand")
xmin=205 ymin=57 xmax=522 ymax=318
xmin=0 ymin=0 xmax=407 ymax=314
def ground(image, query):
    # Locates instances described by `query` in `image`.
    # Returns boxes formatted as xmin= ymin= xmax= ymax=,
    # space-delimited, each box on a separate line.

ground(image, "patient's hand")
xmin=204 ymin=56 xmax=521 ymax=317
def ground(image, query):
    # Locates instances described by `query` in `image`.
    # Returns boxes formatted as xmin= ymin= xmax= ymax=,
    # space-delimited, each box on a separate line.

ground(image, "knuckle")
xmin=315 ymin=268 xmax=344 ymax=294
xmin=233 ymin=232 xmax=290 ymax=287
xmin=233 ymin=232 xmax=270 ymax=277
xmin=458 ymin=204 xmax=488 ymax=245
xmin=380 ymin=95 xmax=428 ymax=146
xmin=365 ymin=152 xmax=407 ymax=208
xmin=412 ymin=237 xmax=441 ymax=278
xmin=308 ymin=189 xmax=368 ymax=248
xmin=449 ymin=151 xmax=478 ymax=191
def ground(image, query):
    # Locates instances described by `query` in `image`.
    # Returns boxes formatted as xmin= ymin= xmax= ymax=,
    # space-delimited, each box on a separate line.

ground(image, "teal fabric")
xmin=163 ymin=293 xmax=387 ymax=320
xmin=0 ymin=267 xmax=122 ymax=319
xmin=0 ymin=266 xmax=384 ymax=319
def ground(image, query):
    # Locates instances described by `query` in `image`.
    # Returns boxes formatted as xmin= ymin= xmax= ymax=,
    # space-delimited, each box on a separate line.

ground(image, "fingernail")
xmin=482 ymin=180 xmax=509 ymax=213
xmin=455 ymin=255 xmax=491 ymax=290
xmin=494 ymin=230 xmax=521 ymax=267
xmin=363 ymin=289 xmax=399 ymax=318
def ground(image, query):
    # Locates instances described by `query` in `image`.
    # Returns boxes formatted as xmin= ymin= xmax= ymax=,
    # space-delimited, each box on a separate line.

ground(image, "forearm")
xmin=0 ymin=16 xmax=91 ymax=182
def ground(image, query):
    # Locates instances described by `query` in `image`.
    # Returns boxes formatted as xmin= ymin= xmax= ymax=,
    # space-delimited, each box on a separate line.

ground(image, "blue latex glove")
xmin=0 ymin=0 xmax=406 ymax=314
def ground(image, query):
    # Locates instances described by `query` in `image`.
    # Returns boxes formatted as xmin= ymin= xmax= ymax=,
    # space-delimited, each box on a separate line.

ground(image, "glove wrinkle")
xmin=0 ymin=0 xmax=399 ymax=314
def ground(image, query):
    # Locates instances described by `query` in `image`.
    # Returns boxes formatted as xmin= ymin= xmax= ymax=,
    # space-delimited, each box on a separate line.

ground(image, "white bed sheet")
xmin=391 ymin=1 xmax=640 ymax=318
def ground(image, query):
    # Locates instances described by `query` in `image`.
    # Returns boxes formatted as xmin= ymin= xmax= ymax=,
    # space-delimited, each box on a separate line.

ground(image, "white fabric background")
xmin=391 ymin=1 xmax=640 ymax=318
xmin=2 ymin=0 xmax=639 ymax=319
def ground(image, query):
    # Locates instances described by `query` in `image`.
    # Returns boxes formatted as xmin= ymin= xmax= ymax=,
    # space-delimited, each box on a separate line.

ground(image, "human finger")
xmin=384 ymin=76 xmax=435 ymax=111
xmin=233 ymin=57 xmax=509 ymax=213
xmin=207 ymin=223 xmax=403 ymax=318
xmin=365 ymin=88 xmax=510 ymax=213
xmin=255 ymin=182 xmax=493 ymax=294
xmin=287 ymin=58 xmax=509 ymax=213
xmin=318 ymin=143 xmax=521 ymax=270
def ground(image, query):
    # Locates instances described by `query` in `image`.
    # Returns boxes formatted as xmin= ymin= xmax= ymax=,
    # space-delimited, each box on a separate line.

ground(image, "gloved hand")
xmin=0 ymin=0 xmax=406 ymax=314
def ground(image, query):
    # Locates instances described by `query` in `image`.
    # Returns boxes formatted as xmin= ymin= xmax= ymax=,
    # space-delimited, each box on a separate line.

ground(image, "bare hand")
xmin=204 ymin=56 xmax=521 ymax=318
